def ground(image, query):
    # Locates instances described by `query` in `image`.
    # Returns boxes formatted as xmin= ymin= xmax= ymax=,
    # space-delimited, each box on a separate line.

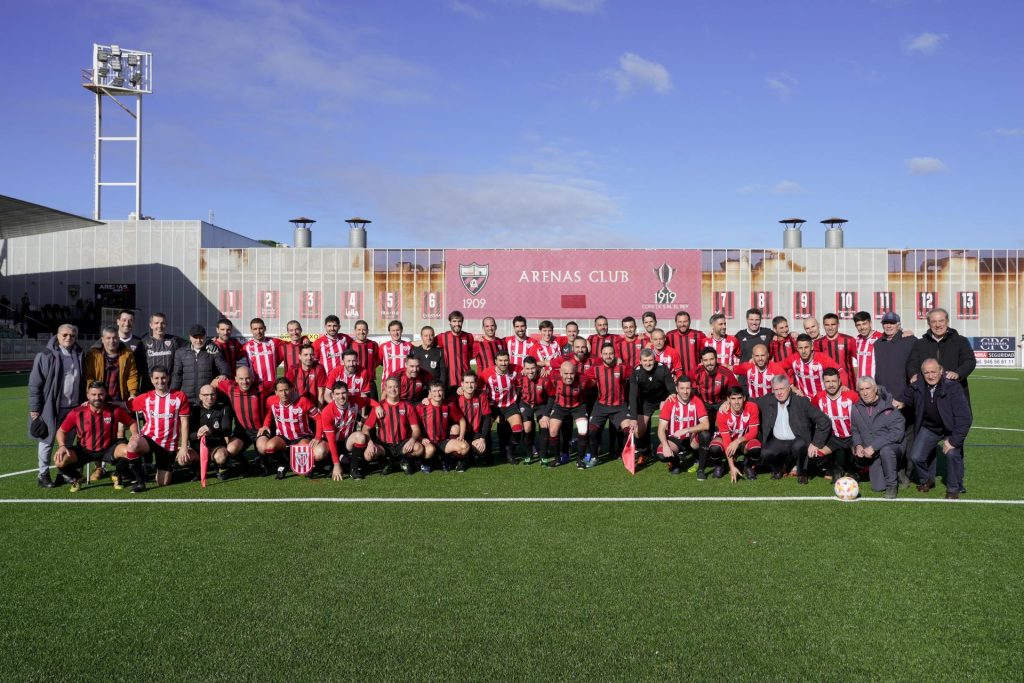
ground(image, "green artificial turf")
xmin=1 ymin=370 xmax=1022 ymax=681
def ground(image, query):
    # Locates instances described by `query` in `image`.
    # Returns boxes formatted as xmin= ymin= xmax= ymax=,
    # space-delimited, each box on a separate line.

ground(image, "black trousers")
xmin=760 ymin=436 xmax=809 ymax=475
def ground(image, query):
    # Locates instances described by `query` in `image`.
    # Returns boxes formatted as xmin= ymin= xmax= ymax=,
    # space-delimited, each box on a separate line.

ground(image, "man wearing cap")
xmin=171 ymin=324 xmax=231 ymax=408
xmin=28 ymin=324 xmax=85 ymax=488
xmin=874 ymin=311 xmax=917 ymax=487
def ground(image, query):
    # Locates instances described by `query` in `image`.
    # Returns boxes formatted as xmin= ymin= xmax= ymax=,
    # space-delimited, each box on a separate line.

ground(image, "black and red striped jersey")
xmin=364 ymin=399 xmax=419 ymax=444
xmin=587 ymin=333 xmax=619 ymax=355
xmin=212 ymin=337 xmax=244 ymax=371
xmin=389 ymin=368 xmax=433 ymax=402
xmin=691 ymin=366 xmax=739 ymax=406
xmin=517 ymin=373 xmax=546 ymax=407
xmin=584 ymin=361 xmax=628 ymax=406
xmin=285 ymin=363 xmax=328 ymax=403
xmin=472 ymin=337 xmax=507 ymax=371
xmin=615 ymin=335 xmax=646 ymax=373
xmin=280 ymin=338 xmax=311 ymax=372
xmin=215 ymin=378 xmax=275 ymax=431
xmin=769 ymin=336 xmax=795 ymax=363
xmin=456 ymin=390 xmax=491 ymax=433
xmin=665 ymin=329 xmax=707 ymax=375
xmin=437 ymin=331 xmax=474 ymax=387
xmin=350 ymin=339 xmax=380 ymax=373
xmin=60 ymin=404 xmax=133 ymax=452
xmin=544 ymin=374 xmax=594 ymax=410
xmin=417 ymin=401 xmax=464 ymax=443
xmin=815 ymin=333 xmax=857 ymax=382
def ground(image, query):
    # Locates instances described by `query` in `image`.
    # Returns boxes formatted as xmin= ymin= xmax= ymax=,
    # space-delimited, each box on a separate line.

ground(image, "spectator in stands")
xmin=28 ymin=324 xmax=84 ymax=488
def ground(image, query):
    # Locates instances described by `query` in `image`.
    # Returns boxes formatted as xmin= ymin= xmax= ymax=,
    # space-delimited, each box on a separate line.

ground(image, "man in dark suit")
xmin=895 ymin=358 xmax=973 ymax=500
xmin=755 ymin=375 xmax=832 ymax=484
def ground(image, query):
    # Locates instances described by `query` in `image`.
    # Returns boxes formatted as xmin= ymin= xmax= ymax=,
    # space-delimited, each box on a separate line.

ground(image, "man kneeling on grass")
xmin=656 ymin=375 xmax=709 ymax=476
xmin=313 ymin=382 xmax=372 ymax=481
xmin=53 ymin=381 xmax=136 ymax=492
xmin=361 ymin=376 xmax=424 ymax=476
xmin=850 ymin=376 xmax=905 ymax=499
xmin=417 ymin=381 xmax=470 ymax=473
xmin=259 ymin=377 xmax=320 ymax=480
xmin=121 ymin=366 xmax=192 ymax=493
xmin=709 ymin=387 xmax=761 ymax=482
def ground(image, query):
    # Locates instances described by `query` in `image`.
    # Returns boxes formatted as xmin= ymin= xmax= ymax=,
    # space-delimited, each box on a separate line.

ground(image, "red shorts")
xmin=708 ymin=438 xmax=762 ymax=453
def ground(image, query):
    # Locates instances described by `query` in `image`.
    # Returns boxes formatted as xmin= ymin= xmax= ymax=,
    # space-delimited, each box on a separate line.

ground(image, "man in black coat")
xmin=906 ymin=308 xmax=975 ymax=401
xmin=171 ymin=325 xmax=230 ymax=406
xmin=896 ymin=358 xmax=973 ymax=500
xmin=755 ymin=375 xmax=832 ymax=484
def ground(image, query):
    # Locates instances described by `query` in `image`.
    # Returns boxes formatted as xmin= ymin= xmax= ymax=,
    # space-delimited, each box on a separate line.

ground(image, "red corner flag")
xmin=621 ymin=429 xmax=637 ymax=475
xmin=199 ymin=436 xmax=209 ymax=488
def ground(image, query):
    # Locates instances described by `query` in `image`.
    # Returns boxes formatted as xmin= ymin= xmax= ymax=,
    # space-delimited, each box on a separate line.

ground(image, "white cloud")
xmin=529 ymin=0 xmax=605 ymax=13
xmin=607 ymin=53 xmax=673 ymax=97
xmin=772 ymin=180 xmax=804 ymax=194
xmin=766 ymin=73 xmax=797 ymax=100
xmin=908 ymin=156 xmax=950 ymax=175
xmin=906 ymin=32 xmax=947 ymax=55
xmin=993 ymin=128 xmax=1024 ymax=137
xmin=449 ymin=0 xmax=487 ymax=19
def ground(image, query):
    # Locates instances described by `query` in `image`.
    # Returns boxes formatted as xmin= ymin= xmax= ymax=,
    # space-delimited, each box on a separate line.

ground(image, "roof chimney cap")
xmin=346 ymin=217 xmax=372 ymax=229
xmin=289 ymin=217 xmax=316 ymax=229
xmin=820 ymin=217 xmax=848 ymax=228
xmin=779 ymin=218 xmax=806 ymax=228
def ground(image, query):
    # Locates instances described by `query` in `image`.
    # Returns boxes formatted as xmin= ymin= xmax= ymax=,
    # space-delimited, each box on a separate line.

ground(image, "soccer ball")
xmin=834 ymin=476 xmax=859 ymax=501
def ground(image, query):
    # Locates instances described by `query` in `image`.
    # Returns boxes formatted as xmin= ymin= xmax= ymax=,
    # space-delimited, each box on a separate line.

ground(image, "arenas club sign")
xmin=447 ymin=249 xmax=702 ymax=318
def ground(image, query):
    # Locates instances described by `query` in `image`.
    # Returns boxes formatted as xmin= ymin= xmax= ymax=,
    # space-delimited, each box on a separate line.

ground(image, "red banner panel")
xmin=257 ymin=290 xmax=279 ymax=319
xmin=836 ymin=291 xmax=858 ymax=319
xmin=219 ymin=290 xmax=241 ymax=317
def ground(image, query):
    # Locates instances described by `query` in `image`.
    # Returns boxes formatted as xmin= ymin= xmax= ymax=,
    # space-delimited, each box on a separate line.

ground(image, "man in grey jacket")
xmin=850 ymin=376 xmax=905 ymax=499
xmin=28 ymin=324 xmax=84 ymax=488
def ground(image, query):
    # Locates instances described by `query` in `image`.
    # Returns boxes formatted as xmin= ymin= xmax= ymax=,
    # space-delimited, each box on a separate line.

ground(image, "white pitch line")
xmin=972 ymin=426 xmax=1024 ymax=433
xmin=0 ymin=496 xmax=1021 ymax=505
xmin=0 ymin=468 xmax=40 ymax=479
xmin=972 ymin=376 xmax=1021 ymax=381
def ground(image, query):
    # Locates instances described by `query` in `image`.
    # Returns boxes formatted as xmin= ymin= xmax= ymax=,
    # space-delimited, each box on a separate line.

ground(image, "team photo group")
xmin=28 ymin=302 xmax=975 ymax=499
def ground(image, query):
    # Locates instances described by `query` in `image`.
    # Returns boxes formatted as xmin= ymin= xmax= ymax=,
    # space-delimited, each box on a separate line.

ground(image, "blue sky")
xmin=3 ymin=0 xmax=1022 ymax=248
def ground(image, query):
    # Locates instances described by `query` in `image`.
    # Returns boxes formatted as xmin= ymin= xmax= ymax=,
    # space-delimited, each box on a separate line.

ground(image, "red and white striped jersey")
xmin=651 ymin=346 xmax=682 ymax=377
xmin=129 ymin=390 xmax=190 ymax=451
xmin=316 ymin=398 xmax=364 ymax=441
xmin=243 ymin=338 xmax=283 ymax=384
xmin=264 ymin=395 xmax=320 ymax=441
xmin=658 ymin=396 xmax=708 ymax=438
xmin=785 ymin=353 xmax=843 ymax=398
xmin=855 ymin=331 xmax=883 ymax=379
xmin=714 ymin=402 xmax=760 ymax=445
xmin=708 ymin=335 xmax=741 ymax=367
xmin=812 ymin=390 xmax=859 ymax=439
xmin=379 ymin=340 xmax=413 ymax=378
xmin=532 ymin=340 xmax=562 ymax=366
xmin=504 ymin=336 xmax=537 ymax=371
xmin=732 ymin=360 xmax=787 ymax=398
xmin=313 ymin=333 xmax=352 ymax=374
xmin=478 ymin=367 xmax=519 ymax=409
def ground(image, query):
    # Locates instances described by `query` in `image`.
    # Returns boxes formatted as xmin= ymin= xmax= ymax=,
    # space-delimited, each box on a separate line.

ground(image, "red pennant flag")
xmin=621 ymin=429 xmax=636 ymax=475
xmin=199 ymin=436 xmax=209 ymax=488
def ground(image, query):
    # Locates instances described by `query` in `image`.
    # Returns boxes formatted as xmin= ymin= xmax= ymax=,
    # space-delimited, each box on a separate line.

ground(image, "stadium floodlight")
xmin=83 ymin=43 xmax=153 ymax=221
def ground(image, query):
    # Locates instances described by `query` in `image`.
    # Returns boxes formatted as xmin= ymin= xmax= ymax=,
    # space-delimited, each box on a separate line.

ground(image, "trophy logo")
xmin=460 ymin=263 xmax=489 ymax=296
xmin=653 ymin=263 xmax=676 ymax=304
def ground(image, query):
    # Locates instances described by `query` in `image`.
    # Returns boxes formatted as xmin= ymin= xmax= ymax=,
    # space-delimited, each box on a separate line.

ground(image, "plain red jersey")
xmin=478 ymin=367 xmax=519 ymax=409
xmin=364 ymin=399 xmax=420 ymax=444
xmin=243 ymin=338 xmax=284 ymax=384
xmin=313 ymin=333 xmax=353 ymax=374
xmin=714 ymin=402 xmax=760 ymax=447
xmin=732 ymin=360 xmax=787 ymax=399
xmin=812 ymin=390 xmax=859 ymax=439
xmin=129 ymin=390 xmax=190 ymax=451
xmin=264 ymin=395 xmax=319 ymax=441
xmin=472 ymin=337 xmax=507 ymax=372
xmin=417 ymin=401 xmax=464 ymax=443
xmin=215 ymin=378 xmax=274 ymax=431
xmin=659 ymin=395 xmax=708 ymax=437
xmin=60 ymin=404 xmax=133 ymax=452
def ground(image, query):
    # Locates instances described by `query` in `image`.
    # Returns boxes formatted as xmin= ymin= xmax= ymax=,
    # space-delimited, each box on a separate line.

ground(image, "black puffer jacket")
xmin=171 ymin=342 xmax=230 ymax=403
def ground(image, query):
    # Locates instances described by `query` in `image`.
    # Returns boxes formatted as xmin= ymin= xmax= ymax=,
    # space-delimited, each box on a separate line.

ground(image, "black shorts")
xmin=550 ymin=405 xmax=588 ymax=423
xmin=189 ymin=437 xmax=228 ymax=452
xmin=143 ymin=437 xmax=174 ymax=471
xmin=665 ymin=435 xmax=698 ymax=454
xmin=232 ymin=427 xmax=263 ymax=450
xmin=282 ymin=437 xmax=310 ymax=448
xmin=589 ymin=403 xmax=628 ymax=429
xmin=826 ymin=435 xmax=852 ymax=453
xmin=71 ymin=440 xmax=125 ymax=465
xmin=378 ymin=439 xmax=412 ymax=460
xmin=640 ymin=401 xmax=662 ymax=418
xmin=521 ymin=403 xmax=548 ymax=421
xmin=431 ymin=438 xmax=452 ymax=453
xmin=496 ymin=404 xmax=521 ymax=421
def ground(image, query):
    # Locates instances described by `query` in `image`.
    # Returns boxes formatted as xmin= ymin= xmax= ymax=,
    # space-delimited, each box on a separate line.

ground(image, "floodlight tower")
xmin=81 ymin=44 xmax=153 ymax=221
